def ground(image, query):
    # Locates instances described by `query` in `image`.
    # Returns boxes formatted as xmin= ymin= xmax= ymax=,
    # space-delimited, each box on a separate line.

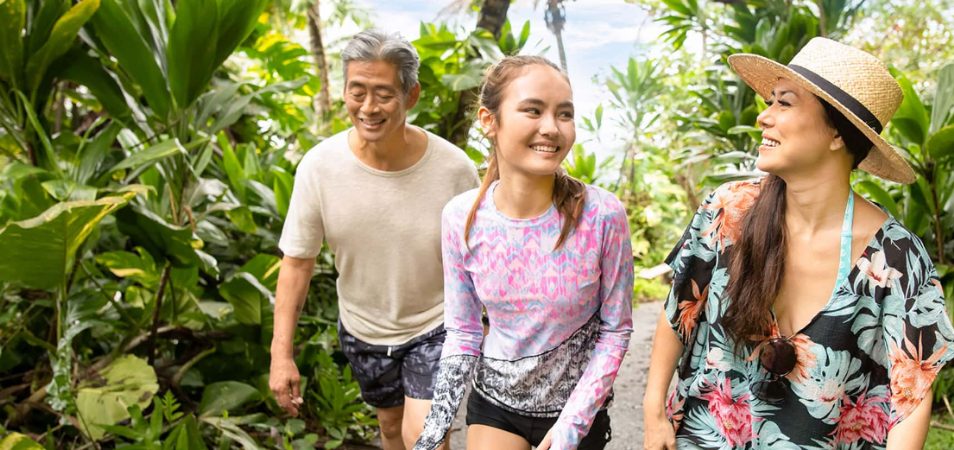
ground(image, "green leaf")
xmin=0 ymin=0 xmax=25 ymax=87
xmin=271 ymin=166 xmax=292 ymax=219
xmin=213 ymin=0 xmax=269 ymax=67
xmin=115 ymin=205 xmax=199 ymax=267
xmin=109 ymin=138 xmax=187 ymax=182
xmin=25 ymin=0 xmax=100 ymax=96
xmin=164 ymin=415 xmax=208 ymax=450
xmin=218 ymin=269 xmax=272 ymax=325
xmin=166 ymin=0 xmax=218 ymax=108
xmin=60 ymin=49 xmax=131 ymax=120
xmin=89 ymin=0 xmax=172 ymax=118
xmin=931 ymin=63 xmax=954 ymax=134
xmin=891 ymin=70 xmax=929 ymax=146
xmin=95 ymin=248 xmax=160 ymax=287
xmin=926 ymin=125 xmax=954 ymax=161
xmin=0 ymin=194 xmax=133 ymax=289
xmin=74 ymin=121 xmax=122 ymax=185
xmin=219 ymin=135 xmax=246 ymax=201
xmin=226 ymin=205 xmax=257 ymax=233
xmin=0 ymin=432 xmax=44 ymax=450
xmin=198 ymin=381 xmax=261 ymax=417
xmin=76 ymin=355 xmax=159 ymax=440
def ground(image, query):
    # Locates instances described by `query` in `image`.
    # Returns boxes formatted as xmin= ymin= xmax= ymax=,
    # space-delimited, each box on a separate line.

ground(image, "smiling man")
xmin=269 ymin=30 xmax=479 ymax=450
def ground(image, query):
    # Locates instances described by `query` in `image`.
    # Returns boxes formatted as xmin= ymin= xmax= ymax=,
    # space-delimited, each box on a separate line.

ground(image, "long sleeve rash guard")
xmin=415 ymin=182 xmax=634 ymax=450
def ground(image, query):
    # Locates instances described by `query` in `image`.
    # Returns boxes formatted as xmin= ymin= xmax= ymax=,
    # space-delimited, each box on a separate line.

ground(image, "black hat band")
xmin=789 ymin=64 xmax=884 ymax=134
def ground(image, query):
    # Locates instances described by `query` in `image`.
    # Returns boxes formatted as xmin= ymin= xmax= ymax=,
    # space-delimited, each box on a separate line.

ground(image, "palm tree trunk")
xmin=447 ymin=0 xmax=512 ymax=149
xmin=546 ymin=0 xmax=568 ymax=71
xmin=476 ymin=0 xmax=511 ymax=37
xmin=307 ymin=1 xmax=332 ymax=121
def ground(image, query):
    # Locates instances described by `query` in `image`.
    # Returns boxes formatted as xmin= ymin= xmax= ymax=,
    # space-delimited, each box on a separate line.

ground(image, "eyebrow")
xmin=346 ymin=81 xmax=397 ymax=92
xmin=770 ymin=89 xmax=797 ymax=98
xmin=517 ymin=98 xmax=574 ymax=109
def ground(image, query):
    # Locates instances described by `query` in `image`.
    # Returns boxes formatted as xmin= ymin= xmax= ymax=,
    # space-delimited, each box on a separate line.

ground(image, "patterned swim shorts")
xmin=337 ymin=323 xmax=446 ymax=408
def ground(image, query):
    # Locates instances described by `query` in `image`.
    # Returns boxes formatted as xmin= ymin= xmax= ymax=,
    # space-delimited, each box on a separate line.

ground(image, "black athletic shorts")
xmin=465 ymin=389 xmax=612 ymax=449
xmin=337 ymin=322 xmax=445 ymax=408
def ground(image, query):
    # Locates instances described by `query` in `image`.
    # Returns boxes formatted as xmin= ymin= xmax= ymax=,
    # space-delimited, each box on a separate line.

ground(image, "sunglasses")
xmin=752 ymin=336 xmax=797 ymax=403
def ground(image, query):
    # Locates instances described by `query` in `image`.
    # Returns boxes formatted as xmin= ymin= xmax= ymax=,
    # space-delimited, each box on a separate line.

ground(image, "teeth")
xmin=531 ymin=145 xmax=558 ymax=153
xmin=761 ymin=137 xmax=780 ymax=147
xmin=362 ymin=118 xmax=384 ymax=125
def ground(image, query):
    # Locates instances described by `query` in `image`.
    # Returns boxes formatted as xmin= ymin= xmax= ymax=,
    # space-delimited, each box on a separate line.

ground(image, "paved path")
xmin=448 ymin=301 xmax=663 ymax=450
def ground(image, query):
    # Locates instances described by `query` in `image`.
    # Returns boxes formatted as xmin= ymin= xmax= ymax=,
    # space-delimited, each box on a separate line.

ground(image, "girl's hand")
xmin=536 ymin=427 xmax=554 ymax=450
xmin=642 ymin=415 xmax=677 ymax=450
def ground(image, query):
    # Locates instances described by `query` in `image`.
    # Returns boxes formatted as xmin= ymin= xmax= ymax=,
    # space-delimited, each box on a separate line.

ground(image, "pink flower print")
xmin=857 ymin=251 xmax=902 ymax=289
xmin=700 ymin=377 xmax=755 ymax=447
xmin=666 ymin=389 xmax=686 ymax=431
xmin=830 ymin=392 xmax=889 ymax=445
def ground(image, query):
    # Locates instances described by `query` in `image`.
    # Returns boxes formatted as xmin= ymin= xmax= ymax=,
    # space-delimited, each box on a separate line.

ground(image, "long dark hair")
xmin=722 ymin=97 xmax=873 ymax=350
xmin=464 ymin=56 xmax=586 ymax=250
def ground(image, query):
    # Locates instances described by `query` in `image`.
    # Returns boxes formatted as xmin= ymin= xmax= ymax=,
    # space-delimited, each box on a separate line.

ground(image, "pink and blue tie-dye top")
xmin=414 ymin=181 xmax=634 ymax=450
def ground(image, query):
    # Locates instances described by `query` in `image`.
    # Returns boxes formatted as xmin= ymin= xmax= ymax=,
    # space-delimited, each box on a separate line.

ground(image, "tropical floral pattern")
xmin=665 ymin=179 xmax=954 ymax=449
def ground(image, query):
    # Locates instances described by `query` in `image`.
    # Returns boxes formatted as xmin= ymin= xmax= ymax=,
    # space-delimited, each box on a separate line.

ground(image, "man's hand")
xmin=269 ymin=357 xmax=304 ymax=416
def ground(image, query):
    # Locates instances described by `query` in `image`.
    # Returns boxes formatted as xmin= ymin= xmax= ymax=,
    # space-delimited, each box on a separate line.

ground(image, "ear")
xmin=829 ymin=130 xmax=845 ymax=152
xmin=477 ymin=106 xmax=497 ymax=138
xmin=406 ymin=83 xmax=421 ymax=109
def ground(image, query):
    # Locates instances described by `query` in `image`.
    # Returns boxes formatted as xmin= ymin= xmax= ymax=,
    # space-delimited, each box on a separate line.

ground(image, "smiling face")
xmin=756 ymin=79 xmax=845 ymax=178
xmin=479 ymin=64 xmax=575 ymax=180
xmin=344 ymin=59 xmax=420 ymax=144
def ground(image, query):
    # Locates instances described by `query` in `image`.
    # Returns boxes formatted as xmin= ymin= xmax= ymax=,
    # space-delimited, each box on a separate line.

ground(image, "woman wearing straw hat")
xmin=642 ymin=37 xmax=954 ymax=449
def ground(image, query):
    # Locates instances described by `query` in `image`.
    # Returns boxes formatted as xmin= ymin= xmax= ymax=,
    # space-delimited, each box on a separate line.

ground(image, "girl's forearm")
xmin=643 ymin=312 xmax=684 ymax=420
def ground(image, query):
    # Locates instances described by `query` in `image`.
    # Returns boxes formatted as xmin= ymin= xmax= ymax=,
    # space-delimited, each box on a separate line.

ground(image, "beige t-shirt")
xmin=279 ymin=128 xmax=480 ymax=345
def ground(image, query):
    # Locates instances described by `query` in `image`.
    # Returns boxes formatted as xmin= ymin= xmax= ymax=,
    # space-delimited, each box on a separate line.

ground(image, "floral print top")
xmin=665 ymin=179 xmax=954 ymax=449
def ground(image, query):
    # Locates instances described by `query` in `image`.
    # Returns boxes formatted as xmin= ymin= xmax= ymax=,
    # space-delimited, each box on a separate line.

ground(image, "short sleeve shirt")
xmin=665 ymin=179 xmax=954 ymax=449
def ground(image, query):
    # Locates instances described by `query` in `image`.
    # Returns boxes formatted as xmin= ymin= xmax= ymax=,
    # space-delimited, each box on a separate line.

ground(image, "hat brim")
xmin=727 ymin=53 xmax=916 ymax=184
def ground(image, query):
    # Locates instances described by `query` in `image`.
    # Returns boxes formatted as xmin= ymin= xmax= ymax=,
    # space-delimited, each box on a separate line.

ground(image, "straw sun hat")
xmin=727 ymin=37 xmax=916 ymax=184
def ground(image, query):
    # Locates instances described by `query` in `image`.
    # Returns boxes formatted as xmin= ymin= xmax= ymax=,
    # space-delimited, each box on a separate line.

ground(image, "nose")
xmin=539 ymin=113 xmax=558 ymax=137
xmin=360 ymin=95 xmax=379 ymax=115
xmin=756 ymin=105 xmax=773 ymax=129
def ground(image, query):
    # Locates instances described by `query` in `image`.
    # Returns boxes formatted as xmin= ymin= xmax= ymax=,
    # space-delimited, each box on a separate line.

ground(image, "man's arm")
xmin=269 ymin=255 xmax=316 ymax=416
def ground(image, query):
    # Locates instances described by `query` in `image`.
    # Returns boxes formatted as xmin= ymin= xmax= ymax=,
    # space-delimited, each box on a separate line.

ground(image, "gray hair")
xmin=342 ymin=29 xmax=420 ymax=94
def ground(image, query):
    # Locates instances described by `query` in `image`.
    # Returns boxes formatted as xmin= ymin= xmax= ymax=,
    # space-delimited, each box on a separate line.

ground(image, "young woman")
xmin=413 ymin=56 xmax=634 ymax=450
xmin=643 ymin=38 xmax=954 ymax=449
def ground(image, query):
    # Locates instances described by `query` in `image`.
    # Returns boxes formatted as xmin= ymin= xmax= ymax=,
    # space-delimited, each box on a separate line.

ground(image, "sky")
xmin=324 ymin=0 xmax=669 ymax=155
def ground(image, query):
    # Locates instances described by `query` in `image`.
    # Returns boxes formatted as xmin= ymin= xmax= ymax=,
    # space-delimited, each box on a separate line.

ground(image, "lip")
xmin=759 ymin=134 xmax=780 ymax=151
xmin=529 ymin=142 xmax=561 ymax=153
xmin=359 ymin=117 xmax=386 ymax=129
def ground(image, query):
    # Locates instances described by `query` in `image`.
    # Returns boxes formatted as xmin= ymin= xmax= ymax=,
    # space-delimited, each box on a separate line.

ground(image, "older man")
xmin=269 ymin=29 xmax=479 ymax=449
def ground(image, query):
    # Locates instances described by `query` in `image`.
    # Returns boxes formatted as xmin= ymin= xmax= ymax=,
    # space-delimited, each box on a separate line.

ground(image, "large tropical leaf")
xmin=75 ymin=355 xmax=159 ymax=440
xmin=931 ymin=63 xmax=954 ymax=134
xmin=0 ymin=432 xmax=43 ymax=450
xmin=0 ymin=193 xmax=133 ymax=289
xmin=891 ymin=70 xmax=930 ymax=146
xmin=198 ymin=381 xmax=261 ymax=417
xmin=59 ymin=49 xmax=131 ymax=120
xmin=89 ymin=0 xmax=172 ymax=119
xmin=927 ymin=125 xmax=954 ymax=162
xmin=24 ymin=0 xmax=100 ymax=96
xmin=0 ymin=0 xmax=26 ymax=87
xmin=115 ymin=205 xmax=198 ymax=267
xmin=166 ymin=0 xmax=269 ymax=108
xmin=166 ymin=0 xmax=218 ymax=108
